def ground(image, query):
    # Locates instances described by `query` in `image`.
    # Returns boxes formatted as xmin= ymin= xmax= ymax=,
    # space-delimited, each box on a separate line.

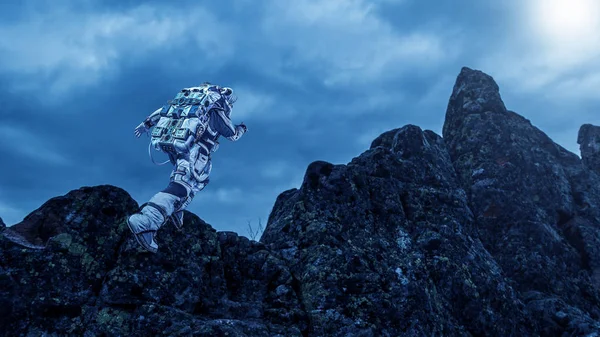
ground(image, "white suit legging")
xmin=158 ymin=142 xmax=212 ymax=215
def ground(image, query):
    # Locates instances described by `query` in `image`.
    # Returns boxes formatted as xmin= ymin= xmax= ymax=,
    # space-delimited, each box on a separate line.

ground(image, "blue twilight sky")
xmin=0 ymin=0 xmax=599 ymax=238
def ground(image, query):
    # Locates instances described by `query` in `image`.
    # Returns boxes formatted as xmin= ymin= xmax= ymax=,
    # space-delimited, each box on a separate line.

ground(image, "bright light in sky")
xmin=529 ymin=0 xmax=600 ymax=46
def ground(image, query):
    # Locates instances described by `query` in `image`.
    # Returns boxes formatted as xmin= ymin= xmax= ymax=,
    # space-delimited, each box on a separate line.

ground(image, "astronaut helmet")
xmin=220 ymin=87 xmax=237 ymax=107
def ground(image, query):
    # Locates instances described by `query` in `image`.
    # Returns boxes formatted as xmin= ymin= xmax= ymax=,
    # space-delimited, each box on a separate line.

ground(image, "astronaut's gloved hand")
xmin=134 ymin=122 xmax=149 ymax=138
xmin=239 ymin=123 xmax=247 ymax=132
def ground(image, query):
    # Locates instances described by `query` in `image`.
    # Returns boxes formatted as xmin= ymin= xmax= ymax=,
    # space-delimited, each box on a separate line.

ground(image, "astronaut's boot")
xmin=127 ymin=192 xmax=178 ymax=253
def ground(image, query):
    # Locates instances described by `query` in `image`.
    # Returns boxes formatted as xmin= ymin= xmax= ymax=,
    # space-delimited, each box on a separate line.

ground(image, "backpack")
xmin=150 ymin=87 xmax=212 ymax=159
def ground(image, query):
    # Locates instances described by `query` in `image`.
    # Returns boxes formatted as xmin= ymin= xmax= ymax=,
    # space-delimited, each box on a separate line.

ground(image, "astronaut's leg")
xmin=127 ymin=191 xmax=179 ymax=253
xmin=161 ymin=181 xmax=192 ymax=231
xmin=168 ymin=155 xmax=211 ymax=230
xmin=126 ymin=156 xmax=199 ymax=252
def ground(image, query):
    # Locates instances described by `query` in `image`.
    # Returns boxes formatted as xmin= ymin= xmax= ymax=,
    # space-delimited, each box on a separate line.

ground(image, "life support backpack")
xmin=149 ymin=87 xmax=212 ymax=164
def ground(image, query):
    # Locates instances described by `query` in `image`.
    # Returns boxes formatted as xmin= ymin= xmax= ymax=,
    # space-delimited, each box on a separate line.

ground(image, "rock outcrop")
xmin=442 ymin=68 xmax=600 ymax=335
xmin=0 ymin=186 xmax=306 ymax=336
xmin=1 ymin=67 xmax=600 ymax=336
xmin=578 ymin=124 xmax=600 ymax=174
xmin=262 ymin=126 xmax=533 ymax=336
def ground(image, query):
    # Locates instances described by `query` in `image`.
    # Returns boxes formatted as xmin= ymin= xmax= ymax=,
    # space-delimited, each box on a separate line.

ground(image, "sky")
xmin=0 ymin=0 xmax=599 ymax=240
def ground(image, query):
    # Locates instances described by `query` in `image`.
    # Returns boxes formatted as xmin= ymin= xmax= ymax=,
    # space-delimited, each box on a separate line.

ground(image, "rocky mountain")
xmin=2 ymin=67 xmax=600 ymax=336
xmin=579 ymin=124 xmax=600 ymax=175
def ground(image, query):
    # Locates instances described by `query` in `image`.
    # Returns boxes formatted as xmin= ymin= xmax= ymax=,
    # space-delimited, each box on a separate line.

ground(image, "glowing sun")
xmin=529 ymin=0 xmax=599 ymax=44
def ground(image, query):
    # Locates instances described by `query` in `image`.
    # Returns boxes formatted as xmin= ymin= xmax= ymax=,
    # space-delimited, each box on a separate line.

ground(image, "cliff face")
xmin=441 ymin=68 xmax=600 ymax=334
xmin=2 ymin=67 xmax=600 ymax=336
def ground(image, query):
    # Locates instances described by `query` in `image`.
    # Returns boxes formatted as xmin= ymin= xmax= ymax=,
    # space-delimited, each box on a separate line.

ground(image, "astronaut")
xmin=127 ymin=83 xmax=247 ymax=253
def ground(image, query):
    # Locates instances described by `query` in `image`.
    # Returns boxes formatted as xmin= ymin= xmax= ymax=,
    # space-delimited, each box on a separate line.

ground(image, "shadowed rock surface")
xmin=262 ymin=126 xmax=533 ymax=336
xmin=442 ymin=67 xmax=600 ymax=335
xmin=0 ymin=186 xmax=306 ymax=336
xmin=2 ymin=67 xmax=600 ymax=336
xmin=578 ymin=124 xmax=600 ymax=174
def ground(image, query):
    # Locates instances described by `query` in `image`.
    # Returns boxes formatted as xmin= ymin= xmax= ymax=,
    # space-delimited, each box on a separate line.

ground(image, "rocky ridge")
xmin=1 ymin=67 xmax=600 ymax=336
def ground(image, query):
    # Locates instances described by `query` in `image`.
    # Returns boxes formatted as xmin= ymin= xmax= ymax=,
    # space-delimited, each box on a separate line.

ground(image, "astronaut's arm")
xmin=210 ymin=108 xmax=246 ymax=141
xmin=225 ymin=124 xmax=246 ymax=141
xmin=142 ymin=107 xmax=163 ymax=128
xmin=134 ymin=107 xmax=163 ymax=138
xmin=202 ymin=90 xmax=246 ymax=141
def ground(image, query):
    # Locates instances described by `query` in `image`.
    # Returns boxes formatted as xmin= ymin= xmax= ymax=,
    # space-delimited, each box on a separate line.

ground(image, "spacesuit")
xmin=127 ymin=84 xmax=246 ymax=253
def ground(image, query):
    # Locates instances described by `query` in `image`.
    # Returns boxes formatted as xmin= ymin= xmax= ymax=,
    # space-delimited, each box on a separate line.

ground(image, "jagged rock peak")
xmin=453 ymin=67 xmax=502 ymax=100
xmin=438 ymin=67 xmax=600 ymax=336
xmin=578 ymin=123 xmax=600 ymax=172
xmin=0 ymin=217 xmax=5 ymax=231
xmin=443 ymin=67 xmax=508 ymax=141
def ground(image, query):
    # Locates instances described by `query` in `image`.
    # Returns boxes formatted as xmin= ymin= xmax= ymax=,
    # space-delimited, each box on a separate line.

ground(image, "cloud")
xmin=0 ymin=200 xmax=25 ymax=226
xmin=214 ymin=187 xmax=244 ymax=204
xmin=0 ymin=0 xmax=459 ymax=101
xmin=477 ymin=0 xmax=600 ymax=100
xmin=549 ymin=71 xmax=600 ymax=100
xmin=260 ymin=161 xmax=290 ymax=179
xmin=0 ymin=3 xmax=234 ymax=95
xmin=357 ymin=126 xmax=391 ymax=149
xmin=193 ymin=187 xmax=244 ymax=205
xmin=0 ymin=124 xmax=71 ymax=166
xmin=228 ymin=86 xmax=278 ymax=121
xmin=3 ymin=0 xmax=596 ymax=242
xmin=259 ymin=0 xmax=454 ymax=87
xmin=481 ymin=48 xmax=600 ymax=98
